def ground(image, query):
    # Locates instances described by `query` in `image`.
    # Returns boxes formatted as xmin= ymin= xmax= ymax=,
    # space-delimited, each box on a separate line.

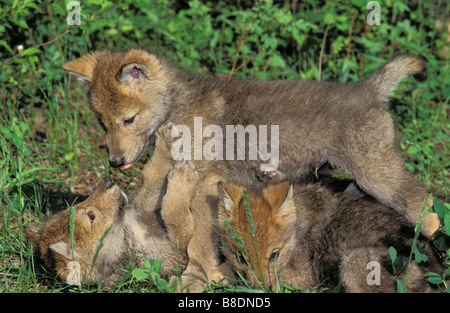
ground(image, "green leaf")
xmin=444 ymin=269 xmax=450 ymax=279
xmin=263 ymin=36 xmax=277 ymax=50
xmin=388 ymin=246 xmax=397 ymax=262
xmin=269 ymin=52 xmax=286 ymax=69
xmin=413 ymin=248 xmax=428 ymax=263
xmin=0 ymin=40 xmax=13 ymax=54
xmin=432 ymin=198 xmax=446 ymax=219
xmin=64 ymin=152 xmax=74 ymax=162
xmin=52 ymin=3 xmax=65 ymax=15
xmin=155 ymin=278 xmax=168 ymax=290
xmin=389 ymin=246 xmax=407 ymax=275
xmin=20 ymin=48 xmax=41 ymax=57
xmin=427 ymin=277 xmax=443 ymax=285
xmin=445 ymin=213 xmax=450 ymax=236
xmin=433 ymin=234 xmax=450 ymax=252
xmin=28 ymin=55 xmax=38 ymax=70
xmin=405 ymin=163 xmax=415 ymax=172
xmin=12 ymin=18 xmax=28 ymax=29
xmin=411 ymin=221 xmax=428 ymax=263
xmin=407 ymin=146 xmax=419 ymax=155
xmin=426 ymin=274 xmax=443 ymax=285
xmin=150 ymin=272 xmax=167 ymax=290
xmin=132 ymin=268 xmax=150 ymax=280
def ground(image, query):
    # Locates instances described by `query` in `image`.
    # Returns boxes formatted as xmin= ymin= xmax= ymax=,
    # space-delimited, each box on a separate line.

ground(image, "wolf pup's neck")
xmin=163 ymin=62 xmax=212 ymax=109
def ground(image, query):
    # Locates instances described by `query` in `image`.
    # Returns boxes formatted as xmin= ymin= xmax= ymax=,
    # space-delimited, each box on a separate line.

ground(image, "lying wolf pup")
xmin=62 ymin=51 xmax=438 ymax=238
xmin=215 ymin=181 xmax=444 ymax=292
xmin=25 ymin=160 xmax=198 ymax=287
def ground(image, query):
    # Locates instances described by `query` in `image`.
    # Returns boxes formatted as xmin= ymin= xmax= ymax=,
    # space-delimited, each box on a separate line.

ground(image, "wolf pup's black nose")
xmin=103 ymin=177 xmax=115 ymax=189
xmin=109 ymin=157 xmax=124 ymax=168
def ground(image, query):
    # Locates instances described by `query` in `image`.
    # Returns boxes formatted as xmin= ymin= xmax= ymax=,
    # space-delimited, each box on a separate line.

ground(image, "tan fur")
xmin=62 ymin=51 xmax=439 ymax=290
xmin=26 ymin=125 xmax=198 ymax=287
xmin=216 ymin=181 xmax=443 ymax=292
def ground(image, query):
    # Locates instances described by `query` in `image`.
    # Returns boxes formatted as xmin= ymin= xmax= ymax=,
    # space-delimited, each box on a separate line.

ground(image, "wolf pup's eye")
xmin=124 ymin=115 xmax=135 ymax=126
xmin=269 ymin=250 xmax=279 ymax=261
xmin=87 ymin=211 xmax=95 ymax=223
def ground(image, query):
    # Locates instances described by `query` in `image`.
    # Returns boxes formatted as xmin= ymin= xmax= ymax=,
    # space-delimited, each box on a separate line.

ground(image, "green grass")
xmin=0 ymin=0 xmax=449 ymax=293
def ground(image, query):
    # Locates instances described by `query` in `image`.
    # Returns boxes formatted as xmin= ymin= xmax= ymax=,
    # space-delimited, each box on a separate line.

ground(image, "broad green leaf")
xmin=0 ymin=40 xmax=13 ymax=54
xmin=155 ymin=278 xmax=168 ymax=290
xmin=269 ymin=52 xmax=286 ymax=69
xmin=389 ymin=246 xmax=404 ymax=275
xmin=20 ymin=48 xmax=41 ymax=57
xmin=52 ymin=3 xmax=65 ymax=15
xmin=433 ymin=235 xmax=450 ymax=252
xmin=432 ymin=198 xmax=446 ymax=219
xmin=64 ymin=152 xmax=74 ymax=162
xmin=444 ymin=269 xmax=450 ymax=279
xmin=427 ymin=276 xmax=443 ymax=285
xmin=388 ymin=246 xmax=397 ymax=261
xmin=12 ymin=18 xmax=28 ymax=29
xmin=445 ymin=213 xmax=450 ymax=236
xmin=132 ymin=268 xmax=149 ymax=280
xmin=407 ymin=146 xmax=419 ymax=155
xmin=149 ymin=259 xmax=163 ymax=272
xmin=413 ymin=248 xmax=428 ymax=263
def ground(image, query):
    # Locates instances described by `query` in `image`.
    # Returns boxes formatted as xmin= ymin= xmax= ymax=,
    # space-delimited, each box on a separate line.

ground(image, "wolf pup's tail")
xmin=364 ymin=53 xmax=427 ymax=102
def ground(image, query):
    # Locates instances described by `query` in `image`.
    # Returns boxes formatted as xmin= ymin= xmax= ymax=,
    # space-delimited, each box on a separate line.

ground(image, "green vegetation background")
xmin=0 ymin=0 xmax=448 ymax=292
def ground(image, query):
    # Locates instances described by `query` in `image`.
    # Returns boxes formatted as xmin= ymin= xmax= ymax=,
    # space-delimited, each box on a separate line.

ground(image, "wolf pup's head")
xmin=25 ymin=178 xmax=128 ymax=285
xmin=216 ymin=181 xmax=297 ymax=291
xmin=63 ymin=50 xmax=170 ymax=170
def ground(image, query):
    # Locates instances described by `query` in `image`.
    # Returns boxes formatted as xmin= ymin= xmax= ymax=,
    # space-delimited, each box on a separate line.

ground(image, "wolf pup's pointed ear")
xmin=263 ymin=182 xmax=296 ymax=223
xmin=117 ymin=62 xmax=150 ymax=85
xmin=218 ymin=182 xmax=243 ymax=215
xmin=49 ymin=241 xmax=79 ymax=260
xmin=276 ymin=184 xmax=295 ymax=218
xmin=62 ymin=53 xmax=98 ymax=82
xmin=263 ymin=181 xmax=292 ymax=209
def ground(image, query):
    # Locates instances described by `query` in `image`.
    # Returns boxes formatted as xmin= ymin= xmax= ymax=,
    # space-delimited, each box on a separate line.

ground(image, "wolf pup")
xmin=25 ymin=159 xmax=198 ymax=287
xmin=62 ymin=51 xmax=438 ymax=238
xmin=215 ymin=181 xmax=444 ymax=292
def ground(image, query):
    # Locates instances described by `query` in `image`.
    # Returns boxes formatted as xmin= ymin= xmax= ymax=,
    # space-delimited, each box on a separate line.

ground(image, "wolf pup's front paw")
xmin=162 ymin=160 xmax=199 ymax=252
xmin=155 ymin=122 xmax=182 ymax=160
xmin=167 ymin=160 xmax=199 ymax=192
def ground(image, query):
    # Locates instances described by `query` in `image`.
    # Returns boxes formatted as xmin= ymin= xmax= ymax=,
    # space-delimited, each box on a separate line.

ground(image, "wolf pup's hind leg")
xmin=342 ymin=54 xmax=439 ymax=237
